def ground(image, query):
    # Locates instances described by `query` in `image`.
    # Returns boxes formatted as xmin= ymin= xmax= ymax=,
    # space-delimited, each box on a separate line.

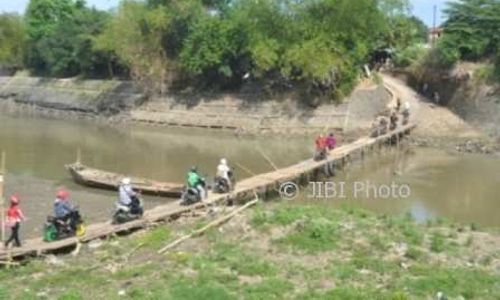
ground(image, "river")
xmin=0 ymin=113 xmax=499 ymax=239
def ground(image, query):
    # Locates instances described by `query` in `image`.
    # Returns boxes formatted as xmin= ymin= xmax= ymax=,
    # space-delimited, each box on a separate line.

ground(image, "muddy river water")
xmin=0 ymin=113 xmax=499 ymax=239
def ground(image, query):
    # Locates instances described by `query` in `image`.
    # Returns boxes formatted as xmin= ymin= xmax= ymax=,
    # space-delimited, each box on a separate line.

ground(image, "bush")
xmin=394 ymin=44 xmax=428 ymax=68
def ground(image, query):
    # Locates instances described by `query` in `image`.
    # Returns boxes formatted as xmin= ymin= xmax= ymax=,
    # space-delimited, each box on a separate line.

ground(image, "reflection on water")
xmin=1 ymin=112 xmax=500 ymax=240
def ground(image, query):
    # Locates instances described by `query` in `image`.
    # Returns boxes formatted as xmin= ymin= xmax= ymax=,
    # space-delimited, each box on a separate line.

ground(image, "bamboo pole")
xmin=235 ymin=162 xmax=256 ymax=176
xmin=255 ymin=147 xmax=278 ymax=171
xmin=158 ymin=197 xmax=259 ymax=254
xmin=0 ymin=151 xmax=5 ymax=243
xmin=76 ymin=148 xmax=82 ymax=165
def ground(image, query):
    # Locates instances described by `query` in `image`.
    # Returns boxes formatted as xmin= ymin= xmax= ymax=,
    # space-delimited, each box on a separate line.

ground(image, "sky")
xmin=0 ymin=0 xmax=450 ymax=26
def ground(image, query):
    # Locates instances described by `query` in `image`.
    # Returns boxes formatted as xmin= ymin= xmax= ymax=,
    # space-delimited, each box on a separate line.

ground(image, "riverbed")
xmin=0 ymin=113 xmax=499 ymax=239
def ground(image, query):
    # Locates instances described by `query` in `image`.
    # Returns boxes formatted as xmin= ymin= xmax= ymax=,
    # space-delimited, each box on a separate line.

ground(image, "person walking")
xmin=4 ymin=194 xmax=26 ymax=248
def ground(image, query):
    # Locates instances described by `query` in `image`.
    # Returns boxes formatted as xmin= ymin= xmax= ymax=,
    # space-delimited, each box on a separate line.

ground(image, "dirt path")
xmin=382 ymin=74 xmax=482 ymax=140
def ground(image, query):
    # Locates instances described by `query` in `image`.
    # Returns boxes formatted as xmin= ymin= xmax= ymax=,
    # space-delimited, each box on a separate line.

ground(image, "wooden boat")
xmin=65 ymin=163 xmax=183 ymax=197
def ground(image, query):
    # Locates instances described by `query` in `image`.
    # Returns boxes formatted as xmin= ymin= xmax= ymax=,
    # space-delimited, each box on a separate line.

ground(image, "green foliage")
xmin=13 ymin=0 xmax=432 ymax=99
xmin=432 ymin=0 xmax=500 ymax=74
xmin=394 ymin=44 xmax=427 ymax=68
xmin=0 ymin=13 xmax=26 ymax=69
xmin=442 ymin=0 xmax=500 ymax=60
xmin=385 ymin=15 xmax=428 ymax=51
xmin=25 ymin=0 xmax=119 ymax=77
xmin=179 ymin=15 xmax=248 ymax=80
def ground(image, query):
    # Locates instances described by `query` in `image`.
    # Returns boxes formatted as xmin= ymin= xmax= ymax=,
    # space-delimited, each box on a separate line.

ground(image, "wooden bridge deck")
xmin=0 ymin=123 xmax=416 ymax=260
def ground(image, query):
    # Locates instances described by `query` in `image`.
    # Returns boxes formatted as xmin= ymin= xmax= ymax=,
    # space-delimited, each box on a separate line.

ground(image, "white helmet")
xmin=220 ymin=158 xmax=227 ymax=165
xmin=121 ymin=177 xmax=131 ymax=185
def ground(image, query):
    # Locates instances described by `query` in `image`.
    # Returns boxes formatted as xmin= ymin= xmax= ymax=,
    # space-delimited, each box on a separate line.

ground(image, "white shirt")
xmin=119 ymin=184 xmax=136 ymax=205
xmin=217 ymin=164 xmax=230 ymax=179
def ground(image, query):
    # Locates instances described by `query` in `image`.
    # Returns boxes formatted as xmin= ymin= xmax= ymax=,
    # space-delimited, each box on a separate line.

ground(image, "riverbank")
xmin=0 ymin=75 xmax=391 ymax=136
xmin=1 ymin=74 xmax=497 ymax=154
xmin=382 ymin=74 xmax=498 ymax=155
xmin=1 ymin=202 xmax=499 ymax=299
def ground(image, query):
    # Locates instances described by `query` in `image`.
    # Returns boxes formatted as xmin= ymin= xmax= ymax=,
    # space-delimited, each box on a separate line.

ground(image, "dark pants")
xmin=5 ymin=222 xmax=21 ymax=247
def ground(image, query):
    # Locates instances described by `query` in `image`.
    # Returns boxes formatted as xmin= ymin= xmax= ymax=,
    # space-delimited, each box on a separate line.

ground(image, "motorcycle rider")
xmin=118 ymin=177 xmax=141 ymax=214
xmin=216 ymin=158 xmax=232 ymax=190
xmin=187 ymin=166 xmax=206 ymax=200
xmin=54 ymin=189 xmax=75 ymax=227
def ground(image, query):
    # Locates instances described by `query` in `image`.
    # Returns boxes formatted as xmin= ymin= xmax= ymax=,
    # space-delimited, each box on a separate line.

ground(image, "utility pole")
xmin=432 ymin=5 xmax=437 ymax=46
xmin=0 ymin=151 xmax=6 ymax=243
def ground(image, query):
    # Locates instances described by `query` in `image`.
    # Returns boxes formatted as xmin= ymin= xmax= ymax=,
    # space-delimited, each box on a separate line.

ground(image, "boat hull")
xmin=65 ymin=163 xmax=183 ymax=198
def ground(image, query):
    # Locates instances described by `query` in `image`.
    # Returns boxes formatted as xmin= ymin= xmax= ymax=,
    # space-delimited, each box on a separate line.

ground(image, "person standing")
xmin=4 ymin=194 xmax=26 ymax=248
xmin=326 ymin=133 xmax=337 ymax=150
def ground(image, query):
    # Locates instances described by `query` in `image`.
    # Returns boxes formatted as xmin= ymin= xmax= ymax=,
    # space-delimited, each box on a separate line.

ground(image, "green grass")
xmin=300 ymin=286 xmax=408 ymax=300
xmin=195 ymin=243 xmax=277 ymax=276
xmin=278 ymin=217 xmax=340 ymax=252
xmin=137 ymin=226 xmax=171 ymax=250
xmin=169 ymin=279 xmax=235 ymax=300
xmin=330 ymin=261 xmax=359 ymax=281
xmin=351 ymin=250 xmax=399 ymax=274
xmin=242 ymin=277 xmax=293 ymax=300
xmin=57 ymin=290 xmax=84 ymax=300
xmin=404 ymin=265 xmax=500 ymax=298
xmin=0 ymin=202 xmax=498 ymax=300
xmin=429 ymin=231 xmax=446 ymax=253
xmin=404 ymin=246 xmax=425 ymax=261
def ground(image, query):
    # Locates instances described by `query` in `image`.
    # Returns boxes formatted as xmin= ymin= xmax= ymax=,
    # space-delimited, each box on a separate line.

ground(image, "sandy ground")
xmin=382 ymin=74 xmax=482 ymax=140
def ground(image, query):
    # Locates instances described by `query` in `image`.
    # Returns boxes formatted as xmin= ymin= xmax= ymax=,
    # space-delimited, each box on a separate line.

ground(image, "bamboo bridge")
xmin=0 ymin=123 xmax=416 ymax=261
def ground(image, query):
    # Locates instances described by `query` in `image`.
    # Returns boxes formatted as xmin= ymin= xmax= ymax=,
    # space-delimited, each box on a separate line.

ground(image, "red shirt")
xmin=315 ymin=136 xmax=327 ymax=150
xmin=7 ymin=205 xmax=24 ymax=223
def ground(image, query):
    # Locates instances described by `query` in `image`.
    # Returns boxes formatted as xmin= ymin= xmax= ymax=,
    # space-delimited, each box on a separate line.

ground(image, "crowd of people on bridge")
xmin=371 ymin=99 xmax=411 ymax=138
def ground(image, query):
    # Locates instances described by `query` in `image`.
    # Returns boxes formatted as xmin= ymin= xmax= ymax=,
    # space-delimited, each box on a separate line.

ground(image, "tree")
xmin=179 ymin=15 xmax=249 ymax=84
xmin=25 ymin=0 xmax=117 ymax=77
xmin=95 ymin=1 xmax=173 ymax=95
xmin=0 ymin=14 xmax=26 ymax=70
xmin=441 ymin=0 xmax=500 ymax=60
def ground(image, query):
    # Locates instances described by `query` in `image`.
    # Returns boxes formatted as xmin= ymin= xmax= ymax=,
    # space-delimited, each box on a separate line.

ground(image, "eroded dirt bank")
xmin=1 ymin=74 xmax=497 ymax=154
xmin=0 ymin=75 xmax=392 ymax=136
xmin=383 ymin=73 xmax=498 ymax=154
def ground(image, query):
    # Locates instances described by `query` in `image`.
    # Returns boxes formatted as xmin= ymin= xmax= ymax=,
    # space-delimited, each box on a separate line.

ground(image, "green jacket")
xmin=187 ymin=171 xmax=202 ymax=188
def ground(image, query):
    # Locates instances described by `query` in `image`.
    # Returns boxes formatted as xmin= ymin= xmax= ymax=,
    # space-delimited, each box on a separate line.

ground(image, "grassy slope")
xmin=0 ymin=202 xmax=499 ymax=300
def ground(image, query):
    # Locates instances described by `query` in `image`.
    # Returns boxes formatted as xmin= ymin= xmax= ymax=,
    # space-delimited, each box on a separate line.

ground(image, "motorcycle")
xmin=313 ymin=149 xmax=327 ymax=161
xmin=43 ymin=209 xmax=86 ymax=242
xmin=112 ymin=196 xmax=144 ymax=224
xmin=180 ymin=178 xmax=206 ymax=205
xmin=212 ymin=170 xmax=234 ymax=194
